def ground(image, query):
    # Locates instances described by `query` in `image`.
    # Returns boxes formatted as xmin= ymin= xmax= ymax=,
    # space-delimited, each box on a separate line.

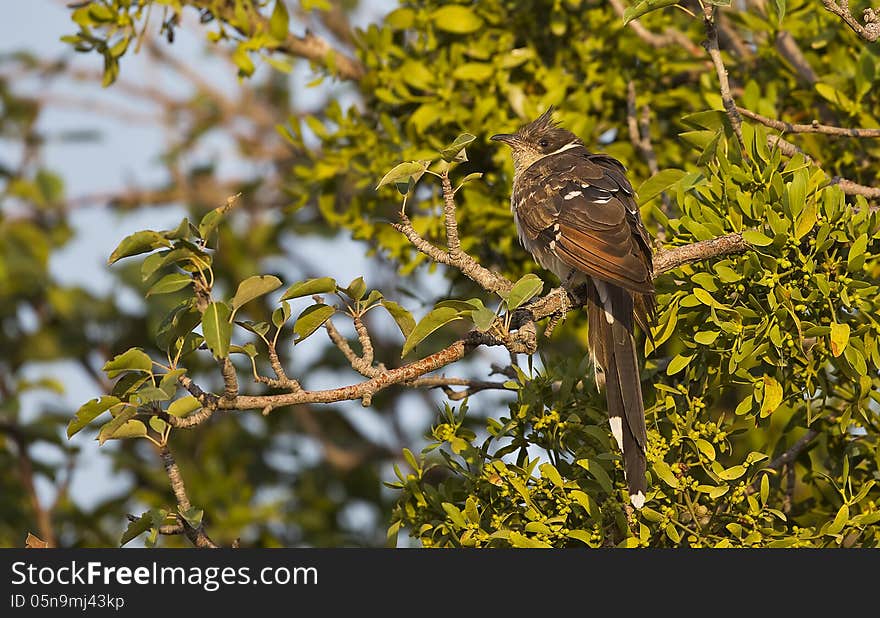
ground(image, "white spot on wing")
xmin=630 ymin=491 xmax=645 ymax=509
xmin=609 ymin=417 xmax=624 ymax=451
xmin=563 ymin=190 xmax=582 ymax=200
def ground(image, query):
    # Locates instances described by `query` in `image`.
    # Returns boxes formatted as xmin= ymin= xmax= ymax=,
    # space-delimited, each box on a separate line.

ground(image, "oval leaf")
xmin=293 ymin=303 xmax=336 ymax=343
xmin=376 ymin=161 xmax=429 ymax=189
xmin=280 ymin=277 xmax=337 ymax=301
xmin=430 ymin=6 xmax=483 ymax=33
xmin=506 ymin=273 xmax=544 ymax=310
xmin=381 ymin=300 xmax=416 ymax=338
xmin=402 ymin=306 xmax=464 ymax=357
xmin=231 ymin=275 xmax=282 ymax=313
xmin=103 ymin=348 xmax=153 ymax=378
xmin=202 ymin=301 xmax=232 ymax=359
xmin=67 ymin=396 xmax=121 ymax=438
xmin=147 ymin=273 xmax=192 ymax=297
xmin=760 ymin=376 xmax=783 ymax=417
xmin=636 ymin=168 xmax=685 ymax=205
xmin=108 ymin=230 xmax=171 ymax=264
xmin=742 ymin=229 xmax=774 ymax=246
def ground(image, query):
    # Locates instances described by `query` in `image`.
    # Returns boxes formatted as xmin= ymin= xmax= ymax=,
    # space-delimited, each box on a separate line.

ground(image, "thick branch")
xmin=158 ymin=445 xmax=217 ymax=548
xmin=738 ymin=106 xmax=880 ymax=137
xmin=822 ymin=0 xmax=880 ymax=41
xmin=653 ymin=233 xmax=749 ymax=275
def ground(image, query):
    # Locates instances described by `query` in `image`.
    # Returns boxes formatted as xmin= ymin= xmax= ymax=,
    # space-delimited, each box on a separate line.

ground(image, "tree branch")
xmin=702 ymin=6 xmax=747 ymax=154
xmin=653 ymin=233 xmax=749 ymax=275
xmin=608 ymin=0 xmax=703 ymax=56
xmin=158 ymin=445 xmax=217 ymax=548
xmin=822 ymin=0 xmax=880 ymax=42
xmin=738 ymin=106 xmax=880 ymax=137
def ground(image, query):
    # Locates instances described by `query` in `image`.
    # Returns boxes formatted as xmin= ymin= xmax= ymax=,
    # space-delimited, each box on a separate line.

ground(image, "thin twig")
xmin=702 ymin=6 xmax=747 ymax=154
xmin=158 ymin=445 xmax=217 ymax=548
xmin=608 ymin=0 xmax=703 ymax=56
xmin=738 ymin=106 xmax=880 ymax=138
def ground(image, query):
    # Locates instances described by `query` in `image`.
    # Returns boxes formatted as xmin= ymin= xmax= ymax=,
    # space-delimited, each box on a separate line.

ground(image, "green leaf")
xmin=695 ymin=438 xmax=716 ymax=460
xmin=147 ymin=273 xmax=192 ymax=297
xmin=180 ymin=507 xmax=204 ymax=528
xmin=375 ymin=161 xmax=429 ymax=189
xmin=430 ymin=6 xmax=483 ymax=33
xmin=666 ymin=353 xmax=694 ymax=376
xmin=575 ymin=458 xmax=613 ymax=494
xmin=830 ymin=322 xmax=850 ymax=357
xmin=742 ymin=229 xmax=774 ymax=246
xmin=202 ymin=301 xmax=232 ymax=359
xmin=272 ymin=302 xmax=291 ymax=329
xmin=505 ymin=274 xmax=544 ymax=310
xmin=120 ymin=512 xmax=152 ymax=547
xmin=293 ymin=303 xmax=336 ymax=343
xmin=168 ymin=395 xmax=201 ymax=418
xmin=539 ymin=463 xmax=564 ymax=488
xmin=380 ymin=300 xmax=416 ymax=338
xmin=847 ymin=233 xmax=868 ymax=270
xmin=826 ymin=504 xmax=849 ymax=536
xmin=231 ymin=275 xmax=282 ymax=313
xmin=68 ymin=396 xmax=121 ymax=438
xmin=452 ymin=63 xmax=494 ymax=81
xmin=237 ymin=320 xmax=271 ymax=338
xmin=636 ymin=169 xmax=685 ymax=205
xmin=198 ymin=204 xmax=228 ymax=240
xmin=280 ymin=277 xmax=337 ymax=301
xmin=622 ymin=0 xmax=680 ymax=26
xmin=760 ymin=376 xmax=783 ymax=417
xmin=472 ymin=306 xmax=497 ymax=332
xmin=717 ymin=465 xmax=746 ymax=481
xmin=652 ymin=461 xmax=679 ymax=488
xmin=440 ymin=133 xmax=476 ymax=163
xmin=103 ymin=348 xmax=153 ymax=379
xmin=108 ymin=230 xmax=171 ymax=264
xmin=97 ymin=407 xmax=140 ymax=445
xmin=402 ymin=307 xmax=463 ymax=357
xmin=344 ymin=276 xmax=367 ymax=301
xmin=269 ymin=0 xmax=290 ymax=40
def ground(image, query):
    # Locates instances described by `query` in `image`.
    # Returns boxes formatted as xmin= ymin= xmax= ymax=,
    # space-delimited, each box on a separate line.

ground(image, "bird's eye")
xmin=539 ymin=139 xmax=549 ymax=148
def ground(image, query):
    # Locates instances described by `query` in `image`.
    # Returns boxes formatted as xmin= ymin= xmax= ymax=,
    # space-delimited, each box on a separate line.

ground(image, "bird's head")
xmin=491 ymin=107 xmax=583 ymax=175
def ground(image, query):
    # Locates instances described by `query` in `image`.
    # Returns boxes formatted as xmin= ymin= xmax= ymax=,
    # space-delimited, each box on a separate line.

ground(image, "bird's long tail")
xmin=587 ymin=280 xmax=647 ymax=509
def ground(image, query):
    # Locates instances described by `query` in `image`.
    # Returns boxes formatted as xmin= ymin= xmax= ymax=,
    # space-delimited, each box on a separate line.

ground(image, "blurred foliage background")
xmin=1 ymin=0 xmax=878 ymax=548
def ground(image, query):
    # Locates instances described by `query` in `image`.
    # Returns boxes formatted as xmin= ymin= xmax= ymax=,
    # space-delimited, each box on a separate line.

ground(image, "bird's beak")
xmin=490 ymin=133 xmax=516 ymax=145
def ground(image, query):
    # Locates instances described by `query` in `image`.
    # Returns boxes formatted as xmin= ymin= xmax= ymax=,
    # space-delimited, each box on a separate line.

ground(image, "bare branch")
xmin=831 ymin=177 xmax=880 ymax=199
xmin=608 ymin=0 xmax=703 ymax=56
xmin=774 ymin=31 xmax=819 ymax=85
xmin=822 ymin=0 xmax=880 ymax=42
xmin=738 ymin=106 xmax=880 ymax=138
xmin=158 ymin=445 xmax=217 ymax=548
xmin=653 ymin=233 xmax=749 ymax=275
xmin=702 ymin=6 xmax=747 ymax=154
xmin=325 ymin=318 xmax=381 ymax=378
xmin=767 ymin=136 xmax=880 ymax=202
xmin=391 ymin=212 xmax=513 ymax=297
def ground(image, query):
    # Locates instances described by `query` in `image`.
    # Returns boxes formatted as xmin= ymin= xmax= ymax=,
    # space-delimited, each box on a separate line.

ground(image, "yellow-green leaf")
xmin=760 ymin=376 xmax=783 ymax=417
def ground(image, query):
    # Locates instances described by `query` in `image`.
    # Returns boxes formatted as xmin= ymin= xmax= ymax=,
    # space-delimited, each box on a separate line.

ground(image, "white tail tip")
xmin=630 ymin=491 xmax=645 ymax=509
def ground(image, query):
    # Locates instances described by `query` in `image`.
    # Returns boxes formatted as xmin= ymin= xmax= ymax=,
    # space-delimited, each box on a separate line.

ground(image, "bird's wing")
xmin=514 ymin=151 xmax=654 ymax=296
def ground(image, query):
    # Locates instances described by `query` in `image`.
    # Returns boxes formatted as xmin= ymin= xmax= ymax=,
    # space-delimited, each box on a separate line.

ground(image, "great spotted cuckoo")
xmin=492 ymin=108 xmax=656 ymax=508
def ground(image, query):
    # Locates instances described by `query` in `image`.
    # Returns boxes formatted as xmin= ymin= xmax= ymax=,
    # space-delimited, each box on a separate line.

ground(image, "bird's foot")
xmin=544 ymin=286 xmax=571 ymax=337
